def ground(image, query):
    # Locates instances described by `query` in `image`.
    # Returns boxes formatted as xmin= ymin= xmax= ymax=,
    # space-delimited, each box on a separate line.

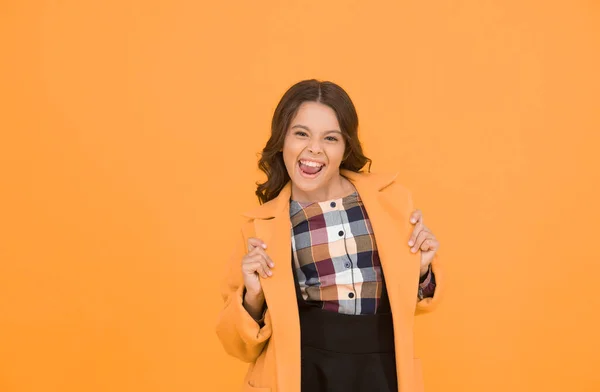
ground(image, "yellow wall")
xmin=1 ymin=1 xmax=599 ymax=391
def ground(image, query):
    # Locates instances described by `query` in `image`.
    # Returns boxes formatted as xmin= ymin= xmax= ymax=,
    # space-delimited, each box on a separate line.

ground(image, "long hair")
xmin=255 ymin=79 xmax=372 ymax=205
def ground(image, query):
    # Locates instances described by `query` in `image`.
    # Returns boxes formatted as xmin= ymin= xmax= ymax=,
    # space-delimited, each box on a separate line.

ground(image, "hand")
xmin=407 ymin=209 xmax=439 ymax=276
xmin=242 ymin=237 xmax=275 ymax=297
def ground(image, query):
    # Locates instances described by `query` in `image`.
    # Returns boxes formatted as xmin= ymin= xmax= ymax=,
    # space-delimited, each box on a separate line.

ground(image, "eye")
xmin=325 ymin=136 xmax=339 ymax=142
xmin=295 ymin=131 xmax=308 ymax=137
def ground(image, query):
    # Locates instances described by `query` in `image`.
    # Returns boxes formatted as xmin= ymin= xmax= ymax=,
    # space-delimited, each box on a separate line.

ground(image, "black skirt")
xmin=293 ymin=268 xmax=399 ymax=392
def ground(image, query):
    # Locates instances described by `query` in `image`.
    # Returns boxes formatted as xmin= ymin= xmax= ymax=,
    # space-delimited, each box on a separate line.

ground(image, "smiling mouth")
xmin=298 ymin=160 xmax=325 ymax=176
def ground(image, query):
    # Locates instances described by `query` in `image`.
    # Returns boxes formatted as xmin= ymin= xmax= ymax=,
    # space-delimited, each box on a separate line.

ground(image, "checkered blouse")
xmin=290 ymin=190 xmax=436 ymax=315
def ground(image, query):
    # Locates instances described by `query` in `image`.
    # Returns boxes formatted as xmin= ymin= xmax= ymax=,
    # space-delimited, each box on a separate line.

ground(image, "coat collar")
xmin=241 ymin=168 xmax=399 ymax=220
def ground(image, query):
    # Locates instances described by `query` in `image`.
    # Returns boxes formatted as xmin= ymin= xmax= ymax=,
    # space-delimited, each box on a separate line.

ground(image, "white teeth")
xmin=299 ymin=160 xmax=324 ymax=168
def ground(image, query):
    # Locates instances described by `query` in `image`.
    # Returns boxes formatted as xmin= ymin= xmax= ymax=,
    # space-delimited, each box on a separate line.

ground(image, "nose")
xmin=307 ymin=139 xmax=322 ymax=154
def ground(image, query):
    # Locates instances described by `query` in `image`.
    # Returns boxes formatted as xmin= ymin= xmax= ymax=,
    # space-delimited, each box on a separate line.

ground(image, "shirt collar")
xmin=241 ymin=168 xmax=399 ymax=220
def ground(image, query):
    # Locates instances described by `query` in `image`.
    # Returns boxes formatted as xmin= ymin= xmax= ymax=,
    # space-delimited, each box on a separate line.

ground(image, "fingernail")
xmin=269 ymin=262 xmax=275 ymax=268
xmin=267 ymin=270 xmax=272 ymax=276
xmin=262 ymin=244 xmax=267 ymax=249
xmin=411 ymin=248 xmax=417 ymax=253
xmin=411 ymin=218 xmax=416 ymax=223
xmin=408 ymin=240 xmax=414 ymax=246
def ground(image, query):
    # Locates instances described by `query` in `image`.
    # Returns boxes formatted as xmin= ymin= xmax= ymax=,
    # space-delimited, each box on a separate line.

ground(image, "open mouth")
xmin=297 ymin=160 xmax=325 ymax=178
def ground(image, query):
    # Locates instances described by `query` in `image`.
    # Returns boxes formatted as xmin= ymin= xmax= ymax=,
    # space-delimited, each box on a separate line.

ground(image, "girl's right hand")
xmin=242 ymin=237 xmax=275 ymax=297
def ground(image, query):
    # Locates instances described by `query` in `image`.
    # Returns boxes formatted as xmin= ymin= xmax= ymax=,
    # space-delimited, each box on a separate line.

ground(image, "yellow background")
xmin=1 ymin=1 xmax=599 ymax=391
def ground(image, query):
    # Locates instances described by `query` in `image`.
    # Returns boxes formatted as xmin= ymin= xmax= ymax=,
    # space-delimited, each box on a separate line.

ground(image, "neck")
xmin=290 ymin=173 xmax=354 ymax=203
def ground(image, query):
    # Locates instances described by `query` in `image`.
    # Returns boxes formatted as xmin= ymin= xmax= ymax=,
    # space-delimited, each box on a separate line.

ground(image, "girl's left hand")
xmin=408 ymin=209 xmax=439 ymax=276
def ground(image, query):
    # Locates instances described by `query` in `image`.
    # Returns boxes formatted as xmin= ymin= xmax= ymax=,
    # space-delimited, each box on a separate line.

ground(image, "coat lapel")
xmin=344 ymin=169 xmax=421 ymax=391
xmin=243 ymin=182 xmax=301 ymax=391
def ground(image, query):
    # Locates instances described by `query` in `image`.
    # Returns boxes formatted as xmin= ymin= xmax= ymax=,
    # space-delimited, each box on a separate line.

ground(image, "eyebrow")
xmin=291 ymin=124 xmax=342 ymax=134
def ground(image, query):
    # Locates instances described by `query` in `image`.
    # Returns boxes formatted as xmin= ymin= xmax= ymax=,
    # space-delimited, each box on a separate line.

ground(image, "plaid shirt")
xmin=290 ymin=190 xmax=436 ymax=315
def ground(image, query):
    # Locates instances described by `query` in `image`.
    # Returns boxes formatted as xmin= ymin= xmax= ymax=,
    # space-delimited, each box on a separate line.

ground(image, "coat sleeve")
xmin=415 ymin=252 xmax=443 ymax=315
xmin=215 ymin=224 xmax=273 ymax=362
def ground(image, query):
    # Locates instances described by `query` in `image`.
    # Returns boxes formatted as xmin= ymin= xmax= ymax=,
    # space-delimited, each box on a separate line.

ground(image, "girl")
xmin=216 ymin=79 xmax=443 ymax=392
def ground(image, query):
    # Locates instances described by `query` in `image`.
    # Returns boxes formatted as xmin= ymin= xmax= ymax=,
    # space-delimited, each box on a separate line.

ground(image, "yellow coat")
xmin=216 ymin=169 xmax=443 ymax=392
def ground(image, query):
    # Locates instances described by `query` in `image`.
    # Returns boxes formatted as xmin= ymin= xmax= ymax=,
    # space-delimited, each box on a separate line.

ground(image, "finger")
xmin=255 ymin=256 xmax=272 ymax=277
xmin=411 ymin=230 xmax=432 ymax=253
xmin=244 ymin=258 xmax=272 ymax=278
xmin=408 ymin=221 xmax=426 ymax=247
xmin=420 ymin=238 xmax=439 ymax=252
xmin=242 ymin=261 xmax=264 ymax=277
xmin=410 ymin=209 xmax=423 ymax=225
xmin=247 ymin=237 xmax=267 ymax=253
xmin=247 ymin=246 xmax=275 ymax=268
xmin=246 ymin=252 xmax=274 ymax=274
xmin=261 ymin=263 xmax=272 ymax=278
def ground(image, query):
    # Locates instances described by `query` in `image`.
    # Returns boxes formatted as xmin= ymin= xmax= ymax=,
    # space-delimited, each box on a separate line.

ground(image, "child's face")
xmin=282 ymin=101 xmax=346 ymax=194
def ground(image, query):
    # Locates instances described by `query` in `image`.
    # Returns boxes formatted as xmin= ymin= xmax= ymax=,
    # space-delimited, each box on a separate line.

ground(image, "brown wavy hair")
xmin=255 ymin=79 xmax=372 ymax=204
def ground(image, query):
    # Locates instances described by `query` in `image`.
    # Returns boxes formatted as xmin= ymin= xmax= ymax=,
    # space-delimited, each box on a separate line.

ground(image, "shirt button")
xmin=344 ymin=262 xmax=351 ymax=268
xmin=348 ymin=292 xmax=355 ymax=299
xmin=330 ymin=201 xmax=336 ymax=208
xmin=338 ymin=230 xmax=344 ymax=237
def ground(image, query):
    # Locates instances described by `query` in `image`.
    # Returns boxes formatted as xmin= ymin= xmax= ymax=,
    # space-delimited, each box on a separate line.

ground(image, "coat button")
xmin=344 ymin=262 xmax=351 ymax=268
xmin=348 ymin=292 xmax=355 ymax=299
xmin=330 ymin=201 xmax=336 ymax=208
xmin=338 ymin=230 xmax=344 ymax=237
